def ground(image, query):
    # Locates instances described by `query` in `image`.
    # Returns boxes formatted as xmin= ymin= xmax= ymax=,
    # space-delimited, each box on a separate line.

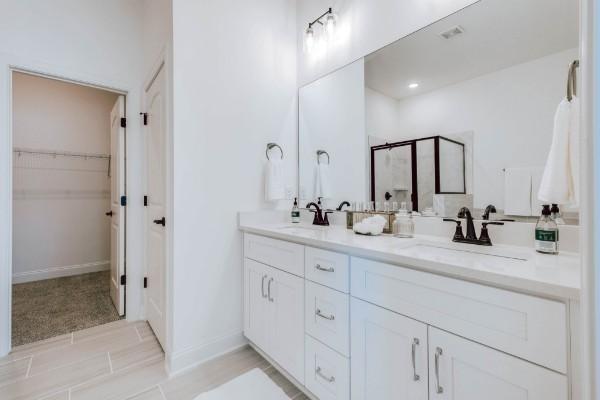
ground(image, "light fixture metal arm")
xmin=308 ymin=7 xmax=333 ymax=28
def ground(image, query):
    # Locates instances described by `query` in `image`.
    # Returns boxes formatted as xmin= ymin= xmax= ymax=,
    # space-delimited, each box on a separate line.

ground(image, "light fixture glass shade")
xmin=305 ymin=26 xmax=315 ymax=52
xmin=325 ymin=13 xmax=337 ymax=37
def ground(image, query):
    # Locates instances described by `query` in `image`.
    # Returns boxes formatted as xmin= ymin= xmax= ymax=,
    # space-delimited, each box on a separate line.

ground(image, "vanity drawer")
xmin=244 ymin=233 xmax=304 ymax=277
xmin=305 ymin=335 xmax=350 ymax=400
xmin=305 ymin=247 xmax=349 ymax=293
xmin=305 ymin=281 xmax=350 ymax=356
xmin=350 ymin=257 xmax=568 ymax=373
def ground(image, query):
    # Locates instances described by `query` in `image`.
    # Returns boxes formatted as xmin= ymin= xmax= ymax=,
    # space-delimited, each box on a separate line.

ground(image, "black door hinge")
xmin=143 ymin=195 xmax=148 ymax=207
xmin=120 ymin=275 xmax=126 ymax=285
xmin=121 ymin=195 xmax=127 ymax=206
xmin=140 ymin=112 xmax=148 ymax=126
xmin=120 ymin=117 xmax=127 ymax=128
xmin=143 ymin=277 xmax=148 ymax=288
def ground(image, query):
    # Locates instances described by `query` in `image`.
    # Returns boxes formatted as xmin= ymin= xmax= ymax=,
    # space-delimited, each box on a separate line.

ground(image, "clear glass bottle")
xmin=550 ymin=204 xmax=565 ymax=225
xmin=535 ymin=205 xmax=559 ymax=254
xmin=393 ymin=205 xmax=415 ymax=238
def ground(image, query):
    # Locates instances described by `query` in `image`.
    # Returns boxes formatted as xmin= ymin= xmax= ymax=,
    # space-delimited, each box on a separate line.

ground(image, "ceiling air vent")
xmin=439 ymin=25 xmax=465 ymax=40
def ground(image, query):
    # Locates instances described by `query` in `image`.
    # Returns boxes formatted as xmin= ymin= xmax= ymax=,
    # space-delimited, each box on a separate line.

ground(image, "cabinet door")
xmin=243 ymin=259 xmax=270 ymax=352
xmin=269 ymin=267 xmax=305 ymax=384
xmin=351 ymin=298 xmax=427 ymax=400
xmin=428 ymin=327 xmax=567 ymax=400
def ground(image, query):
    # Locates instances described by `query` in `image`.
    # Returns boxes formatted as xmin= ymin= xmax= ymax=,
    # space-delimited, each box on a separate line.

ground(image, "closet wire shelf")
xmin=13 ymin=147 xmax=112 ymax=177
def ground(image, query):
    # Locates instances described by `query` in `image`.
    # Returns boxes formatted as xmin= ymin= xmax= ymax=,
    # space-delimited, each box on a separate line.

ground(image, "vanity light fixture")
xmin=408 ymin=83 xmax=420 ymax=89
xmin=304 ymin=7 xmax=337 ymax=53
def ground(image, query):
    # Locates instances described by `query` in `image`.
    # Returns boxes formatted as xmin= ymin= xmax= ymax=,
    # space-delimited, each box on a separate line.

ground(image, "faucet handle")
xmin=443 ymin=219 xmax=465 ymax=241
xmin=479 ymin=221 xmax=504 ymax=246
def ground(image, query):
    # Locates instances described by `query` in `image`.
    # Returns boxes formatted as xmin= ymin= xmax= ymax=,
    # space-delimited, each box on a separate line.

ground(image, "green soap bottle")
xmin=291 ymin=198 xmax=300 ymax=223
xmin=535 ymin=205 xmax=559 ymax=254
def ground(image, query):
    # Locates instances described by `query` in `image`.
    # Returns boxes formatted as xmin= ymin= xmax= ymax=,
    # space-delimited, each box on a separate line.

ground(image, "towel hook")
xmin=317 ymin=150 xmax=330 ymax=165
xmin=567 ymin=60 xmax=579 ymax=102
xmin=266 ymin=143 xmax=283 ymax=160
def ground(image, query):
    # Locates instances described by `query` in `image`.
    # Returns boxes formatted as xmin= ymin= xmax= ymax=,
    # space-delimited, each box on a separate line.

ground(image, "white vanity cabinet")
xmin=428 ymin=327 xmax=567 ymax=400
xmin=351 ymin=297 xmax=428 ymax=400
xmin=242 ymin=232 xmax=575 ymax=400
xmin=243 ymin=257 xmax=305 ymax=384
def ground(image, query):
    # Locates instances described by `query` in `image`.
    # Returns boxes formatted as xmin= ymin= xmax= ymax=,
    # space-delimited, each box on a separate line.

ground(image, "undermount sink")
xmin=414 ymin=241 xmax=529 ymax=261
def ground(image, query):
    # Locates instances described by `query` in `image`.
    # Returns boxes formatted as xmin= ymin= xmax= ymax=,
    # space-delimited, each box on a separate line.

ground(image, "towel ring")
xmin=266 ymin=143 xmax=283 ymax=160
xmin=317 ymin=150 xmax=330 ymax=165
xmin=567 ymin=60 xmax=579 ymax=102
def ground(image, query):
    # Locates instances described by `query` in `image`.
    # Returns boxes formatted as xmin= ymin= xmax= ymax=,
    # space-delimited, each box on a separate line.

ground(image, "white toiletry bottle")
xmin=535 ymin=205 xmax=559 ymax=254
xmin=291 ymin=198 xmax=300 ymax=223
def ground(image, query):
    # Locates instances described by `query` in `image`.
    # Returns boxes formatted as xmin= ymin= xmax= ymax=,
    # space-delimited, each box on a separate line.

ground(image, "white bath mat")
xmin=193 ymin=368 xmax=291 ymax=400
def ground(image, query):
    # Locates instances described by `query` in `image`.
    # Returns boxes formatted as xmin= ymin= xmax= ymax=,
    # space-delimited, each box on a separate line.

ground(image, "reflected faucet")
xmin=482 ymin=205 xmax=497 ymax=220
xmin=336 ymin=201 xmax=351 ymax=211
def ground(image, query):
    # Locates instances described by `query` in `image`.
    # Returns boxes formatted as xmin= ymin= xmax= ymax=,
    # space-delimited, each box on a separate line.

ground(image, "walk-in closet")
xmin=11 ymin=71 xmax=124 ymax=346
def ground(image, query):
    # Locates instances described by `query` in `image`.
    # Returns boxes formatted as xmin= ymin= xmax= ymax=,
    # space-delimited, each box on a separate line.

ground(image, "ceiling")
xmin=365 ymin=0 xmax=579 ymax=100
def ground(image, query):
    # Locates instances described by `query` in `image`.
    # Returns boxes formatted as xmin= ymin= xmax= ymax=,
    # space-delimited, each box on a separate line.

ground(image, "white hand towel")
xmin=538 ymin=97 xmax=580 ymax=206
xmin=265 ymin=158 xmax=286 ymax=202
xmin=314 ymin=163 xmax=332 ymax=199
xmin=504 ymin=168 xmax=532 ymax=216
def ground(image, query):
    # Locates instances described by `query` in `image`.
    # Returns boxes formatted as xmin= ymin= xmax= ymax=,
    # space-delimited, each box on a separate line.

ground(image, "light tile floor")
xmin=0 ymin=320 xmax=308 ymax=400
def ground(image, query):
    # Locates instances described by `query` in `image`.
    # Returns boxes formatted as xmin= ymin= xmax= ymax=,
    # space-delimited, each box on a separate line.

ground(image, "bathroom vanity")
xmin=239 ymin=218 xmax=580 ymax=400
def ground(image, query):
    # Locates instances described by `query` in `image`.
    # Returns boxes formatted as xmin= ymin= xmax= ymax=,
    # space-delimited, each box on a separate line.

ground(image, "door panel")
xmin=269 ymin=268 xmax=305 ymax=384
xmin=244 ymin=259 xmax=270 ymax=351
xmin=428 ymin=327 xmax=567 ymax=400
xmin=145 ymin=65 xmax=168 ymax=348
xmin=351 ymin=298 xmax=428 ymax=400
xmin=109 ymin=95 xmax=125 ymax=316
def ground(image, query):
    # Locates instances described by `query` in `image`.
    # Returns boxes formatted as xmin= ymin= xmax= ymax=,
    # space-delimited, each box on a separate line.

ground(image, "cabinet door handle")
xmin=315 ymin=264 xmax=335 ymax=273
xmin=316 ymin=367 xmax=335 ymax=383
xmin=267 ymin=278 xmax=274 ymax=302
xmin=316 ymin=308 xmax=335 ymax=321
xmin=435 ymin=347 xmax=444 ymax=394
xmin=261 ymin=275 xmax=268 ymax=298
xmin=411 ymin=338 xmax=420 ymax=381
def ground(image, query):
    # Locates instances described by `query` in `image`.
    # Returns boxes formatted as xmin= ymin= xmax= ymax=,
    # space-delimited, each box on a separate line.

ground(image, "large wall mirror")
xmin=299 ymin=0 xmax=579 ymax=223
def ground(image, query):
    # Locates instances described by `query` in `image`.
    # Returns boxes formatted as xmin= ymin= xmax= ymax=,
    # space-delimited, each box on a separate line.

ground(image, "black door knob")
xmin=105 ymin=211 xmax=113 ymax=217
xmin=153 ymin=217 xmax=166 ymax=226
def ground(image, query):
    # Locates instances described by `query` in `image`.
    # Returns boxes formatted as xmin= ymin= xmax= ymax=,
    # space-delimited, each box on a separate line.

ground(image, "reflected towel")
xmin=265 ymin=158 xmax=285 ymax=202
xmin=314 ymin=163 xmax=332 ymax=199
xmin=538 ymin=97 xmax=580 ymax=206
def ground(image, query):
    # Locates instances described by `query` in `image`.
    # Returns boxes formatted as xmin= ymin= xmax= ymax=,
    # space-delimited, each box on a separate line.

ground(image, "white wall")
xmin=296 ymin=0 xmax=479 ymax=85
xmin=392 ymin=48 xmax=579 ymax=210
xmin=299 ymin=59 xmax=366 ymax=208
xmin=0 ymin=0 xmax=146 ymax=356
xmin=12 ymin=72 xmax=118 ymax=283
xmin=170 ymin=0 xmax=297 ymax=372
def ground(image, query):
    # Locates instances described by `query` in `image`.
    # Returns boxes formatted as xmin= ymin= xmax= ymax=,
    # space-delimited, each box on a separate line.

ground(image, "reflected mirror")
xmin=299 ymin=0 xmax=579 ymax=223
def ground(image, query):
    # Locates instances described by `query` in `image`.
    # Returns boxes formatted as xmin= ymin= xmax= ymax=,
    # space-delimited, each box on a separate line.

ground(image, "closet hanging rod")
xmin=13 ymin=147 xmax=110 ymax=160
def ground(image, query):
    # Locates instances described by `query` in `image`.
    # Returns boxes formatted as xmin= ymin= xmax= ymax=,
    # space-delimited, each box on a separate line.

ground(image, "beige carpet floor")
xmin=12 ymin=271 xmax=121 ymax=346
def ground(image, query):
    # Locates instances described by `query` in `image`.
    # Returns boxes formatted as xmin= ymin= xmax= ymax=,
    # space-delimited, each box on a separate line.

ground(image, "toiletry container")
xmin=535 ymin=205 xmax=559 ymax=254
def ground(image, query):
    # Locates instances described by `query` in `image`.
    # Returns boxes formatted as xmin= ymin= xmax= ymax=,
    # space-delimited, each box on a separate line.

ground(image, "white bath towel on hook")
xmin=538 ymin=97 xmax=580 ymax=206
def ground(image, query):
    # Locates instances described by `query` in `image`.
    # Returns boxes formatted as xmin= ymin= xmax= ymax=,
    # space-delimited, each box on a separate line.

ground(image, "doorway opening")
xmin=11 ymin=71 xmax=127 ymax=346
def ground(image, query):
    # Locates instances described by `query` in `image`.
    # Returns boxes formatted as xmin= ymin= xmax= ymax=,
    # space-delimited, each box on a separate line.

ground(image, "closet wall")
xmin=12 ymin=72 xmax=119 ymax=283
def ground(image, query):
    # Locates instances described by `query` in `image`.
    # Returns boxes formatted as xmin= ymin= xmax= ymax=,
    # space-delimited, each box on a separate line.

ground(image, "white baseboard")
xmin=166 ymin=331 xmax=247 ymax=377
xmin=12 ymin=260 xmax=110 ymax=284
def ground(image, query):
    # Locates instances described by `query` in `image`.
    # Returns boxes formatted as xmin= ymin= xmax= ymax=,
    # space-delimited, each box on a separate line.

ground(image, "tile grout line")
xmin=25 ymin=355 xmax=33 ymax=378
xmin=157 ymin=384 xmax=168 ymax=400
xmin=107 ymin=352 xmax=114 ymax=374
xmin=134 ymin=325 xmax=143 ymax=342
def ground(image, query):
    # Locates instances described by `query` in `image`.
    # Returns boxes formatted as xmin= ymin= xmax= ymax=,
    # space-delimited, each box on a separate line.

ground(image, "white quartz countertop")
xmin=239 ymin=222 xmax=581 ymax=300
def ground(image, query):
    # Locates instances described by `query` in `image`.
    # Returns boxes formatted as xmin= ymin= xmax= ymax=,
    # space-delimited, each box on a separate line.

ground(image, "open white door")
xmin=109 ymin=95 xmax=126 ymax=316
xmin=145 ymin=65 xmax=167 ymax=348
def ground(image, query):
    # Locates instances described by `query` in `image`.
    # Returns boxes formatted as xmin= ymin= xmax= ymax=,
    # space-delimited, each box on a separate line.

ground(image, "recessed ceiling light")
xmin=439 ymin=25 xmax=465 ymax=40
xmin=408 ymin=83 xmax=419 ymax=89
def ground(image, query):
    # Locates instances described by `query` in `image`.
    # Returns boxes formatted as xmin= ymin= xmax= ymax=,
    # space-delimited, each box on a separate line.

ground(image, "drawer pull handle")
xmin=411 ymin=338 xmax=420 ymax=381
xmin=316 ymin=264 xmax=335 ymax=273
xmin=316 ymin=367 xmax=335 ymax=383
xmin=261 ymin=275 xmax=268 ymax=299
xmin=435 ymin=347 xmax=444 ymax=394
xmin=316 ymin=309 xmax=335 ymax=321
xmin=267 ymin=278 xmax=274 ymax=302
